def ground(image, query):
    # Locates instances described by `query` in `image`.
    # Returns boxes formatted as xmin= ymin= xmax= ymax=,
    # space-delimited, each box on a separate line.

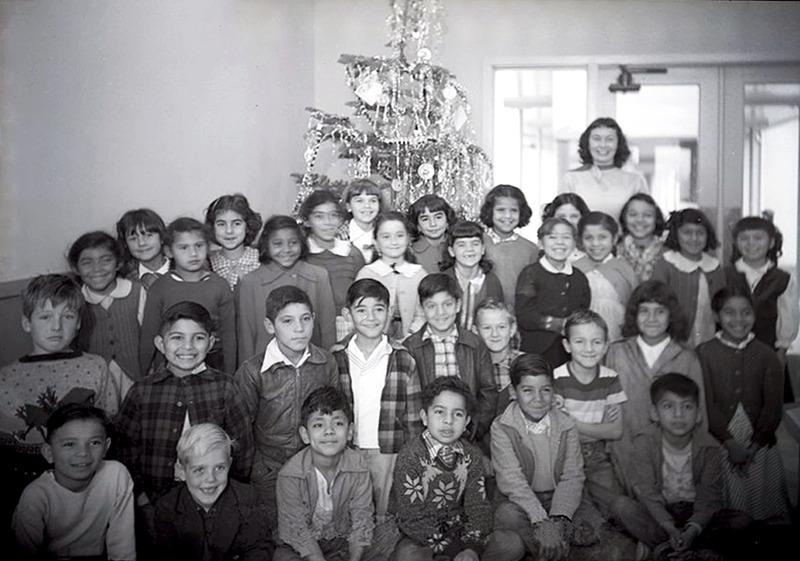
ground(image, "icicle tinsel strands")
xmin=386 ymin=0 xmax=444 ymax=58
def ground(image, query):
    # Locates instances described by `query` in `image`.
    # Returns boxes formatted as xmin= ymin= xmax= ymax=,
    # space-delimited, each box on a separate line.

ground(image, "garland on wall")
xmin=292 ymin=0 xmax=491 ymax=219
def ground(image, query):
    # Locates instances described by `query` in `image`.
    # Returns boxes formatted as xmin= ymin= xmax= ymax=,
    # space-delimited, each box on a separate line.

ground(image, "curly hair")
xmin=577 ymin=117 xmax=631 ymax=168
xmin=205 ymin=194 xmax=263 ymax=246
xmin=479 ymin=184 xmax=533 ymax=229
xmin=621 ymin=280 xmax=689 ymax=341
xmin=663 ymin=208 xmax=718 ymax=252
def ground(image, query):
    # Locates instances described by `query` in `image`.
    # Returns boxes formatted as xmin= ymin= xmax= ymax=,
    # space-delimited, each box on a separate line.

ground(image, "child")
xmin=474 ymin=297 xmax=521 ymax=405
xmin=116 ymin=301 xmax=253 ymax=509
xmin=331 ymin=279 xmax=422 ymax=520
xmin=0 ymin=275 xmax=118 ymax=528
xmin=390 ymin=376 xmax=492 ymax=561
xmin=204 ymin=193 xmax=263 ymax=290
xmin=407 ymin=194 xmax=457 ymax=274
xmin=234 ymin=286 xmax=339 ymax=528
xmin=573 ymin=212 xmax=637 ymax=342
xmin=697 ymin=286 xmax=791 ymax=521
xmin=12 ymin=403 xmax=135 ymax=560
xmin=605 ymin=280 xmax=706 ymax=492
xmin=479 ymin=184 xmax=538 ymax=309
xmin=275 ymin=387 xmax=374 ymax=561
xmin=653 ymin=208 xmax=726 ymax=348
xmin=542 ymin=192 xmax=590 ymax=262
xmin=154 ymin=423 xmax=273 ymax=560
xmin=116 ymin=208 xmax=169 ymax=289
xmin=625 ymin=374 xmax=749 ymax=559
xmin=486 ymin=354 xmax=586 ymax=561
xmin=355 ymin=211 xmax=426 ymax=340
xmin=725 ymin=214 xmax=798 ymax=400
xmin=441 ymin=220 xmax=504 ymax=332
xmin=616 ymin=193 xmax=667 ymax=283
xmin=515 ymin=217 xmax=591 ymax=368
xmin=237 ymin=215 xmax=336 ymax=362
xmin=299 ymin=190 xmax=366 ymax=341
xmin=339 ymin=178 xmax=383 ymax=262
xmin=403 ymin=273 xmax=498 ymax=441
xmin=139 ymin=217 xmax=237 ymax=375
xmin=69 ymin=231 xmax=142 ymax=391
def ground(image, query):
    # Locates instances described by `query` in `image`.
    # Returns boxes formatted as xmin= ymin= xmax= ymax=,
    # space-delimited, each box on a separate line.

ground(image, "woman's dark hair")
xmin=577 ymin=117 xmax=631 ymax=168
xmin=619 ymin=193 xmax=667 ymax=237
xmin=407 ymin=194 xmax=457 ymax=240
xmin=730 ymin=213 xmax=783 ymax=264
xmin=68 ymin=231 xmax=123 ymax=271
xmin=440 ymin=220 xmax=493 ymax=273
xmin=541 ymin=193 xmax=590 ymax=223
xmin=621 ymin=280 xmax=689 ymax=341
xmin=257 ymin=215 xmax=309 ymax=264
xmin=663 ymin=208 xmax=718 ymax=252
xmin=479 ymin=184 xmax=533 ymax=229
xmin=204 ymin=194 xmax=263 ymax=246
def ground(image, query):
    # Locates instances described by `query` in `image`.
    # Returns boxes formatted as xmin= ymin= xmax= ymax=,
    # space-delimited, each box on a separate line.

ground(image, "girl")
xmin=115 ymin=208 xmax=168 ymax=289
xmin=237 ymin=215 xmax=336 ymax=362
xmin=616 ymin=193 xmax=667 ymax=283
xmin=541 ymin=192 xmax=590 ymax=262
xmin=407 ymin=194 xmax=457 ymax=274
xmin=605 ymin=280 xmax=706 ymax=492
xmin=204 ymin=194 xmax=263 ymax=290
xmin=69 ymin=231 xmax=141 ymax=393
xmin=515 ymin=217 xmax=590 ymax=368
xmin=574 ymin=212 xmax=637 ymax=342
xmin=653 ymin=208 xmax=726 ymax=348
xmin=355 ymin=212 xmax=426 ymax=340
xmin=479 ymin=184 xmax=538 ymax=309
xmin=339 ymin=178 xmax=383 ymax=262
xmin=440 ymin=220 xmax=504 ymax=332
xmin=697 ymin=286 xmax=790 ymax=521
xmin=299 ymin=189 xmax=365 ymax=341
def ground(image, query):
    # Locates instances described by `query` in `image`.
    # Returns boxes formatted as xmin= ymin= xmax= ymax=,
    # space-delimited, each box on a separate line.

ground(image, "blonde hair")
xmin=175 ymin=423 xmax=233 ymax=465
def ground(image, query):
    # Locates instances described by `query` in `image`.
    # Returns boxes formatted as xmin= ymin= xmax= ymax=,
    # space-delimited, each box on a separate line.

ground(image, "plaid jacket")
xmin=332 ymin=335 xmax=423 ymax=454
xmin=115 ymin=365 xmax=254 ymax=501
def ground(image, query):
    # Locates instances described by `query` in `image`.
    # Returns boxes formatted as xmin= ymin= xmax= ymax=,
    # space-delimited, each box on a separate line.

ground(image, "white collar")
xmin=486 ymin=228 xmax=519 ymax=244
xmin=139 ymin=260 xmax=169 ymax=278
xmin=662 ymin=250 xmax=719 ymax=273
xmin=370 ymin=259 xmax=420 ymax=278
xmin=82 ymin=278 xmax=132 ymax=304
xmin=169 ymin=271 xmax=211 ymax=282
xmin=346 ymin=334 xmax=392 ymax=362
xmin=522 ymin=409 xmax=551 ymax=435
xmin=734 ymin=257 xmax=773 ymax=276
xmin=422 ymin=324 xmax=459 ymax=342
xmin=714 ymin=331 xmax=755 ymax=350
xmin=539 ymin=256 xmax=573 ymax=275
xmin=308 ymin=236 xmax=352 ymax=257
xmin=454 ymin=267 xmax=485 ymax=288
xmin=261 ymin=338 xmax=310 ymax=371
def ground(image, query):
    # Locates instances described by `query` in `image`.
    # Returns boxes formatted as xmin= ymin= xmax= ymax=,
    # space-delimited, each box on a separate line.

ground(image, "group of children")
xmin=1 ymin=179 xmax=797 ymax=561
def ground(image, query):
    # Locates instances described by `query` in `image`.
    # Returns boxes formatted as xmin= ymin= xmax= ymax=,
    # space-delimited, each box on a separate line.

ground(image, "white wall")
xmin=0 ymin=0 xmax=315 ymax=282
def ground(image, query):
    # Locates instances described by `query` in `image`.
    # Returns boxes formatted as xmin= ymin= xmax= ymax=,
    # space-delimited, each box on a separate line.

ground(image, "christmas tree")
xmin=293 ymin=0 xmax=491 ymax=219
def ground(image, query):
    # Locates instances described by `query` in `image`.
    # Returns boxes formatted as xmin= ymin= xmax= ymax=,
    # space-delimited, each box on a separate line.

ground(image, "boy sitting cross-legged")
xmin=274 ymin=387 xmax=374 ymax=561
xmin=13 ymin=403 xmax=135 ymax=560
xmin=403 ymin=273 xmax=498 ymax=441
xmin=154 ymin=423 xmax=274 ymax=560
xmin=390 ymin=376 xmax=495 ymax=561
xmin=331 ymin=278 xmax=423 ymax=521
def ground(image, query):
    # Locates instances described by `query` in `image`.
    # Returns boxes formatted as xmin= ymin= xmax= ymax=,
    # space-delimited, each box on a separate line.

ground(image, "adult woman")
xmin=559 ymin=117 xmax=648 ymax=220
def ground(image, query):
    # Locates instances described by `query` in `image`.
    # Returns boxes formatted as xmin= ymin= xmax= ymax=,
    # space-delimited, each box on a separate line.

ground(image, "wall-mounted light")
xmin=609 ymin=65 xmax=667 ymax=93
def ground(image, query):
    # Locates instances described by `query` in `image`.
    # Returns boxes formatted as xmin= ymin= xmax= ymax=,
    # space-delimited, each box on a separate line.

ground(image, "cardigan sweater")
xmin=306 ymin=241 xmax=366 ymax=318
xmin=483 ymin=233 xmax=539 ymax=309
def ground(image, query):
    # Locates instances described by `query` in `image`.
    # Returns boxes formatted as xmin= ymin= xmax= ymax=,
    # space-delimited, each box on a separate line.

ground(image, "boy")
xmin=485 ymin=354 xmax=586 ymax=561
xmin=403 ymin=273 xmax=497 ymax=441
xmin=116 ymin=301 xmax=253 ymax=528
xmin=235 ymin=285 xmax=339 ymax=528
xmin=13 ymin=403 xmax=135 ymax=560
xmin=154 ymin=423 xmax=273 ymax=560
xmin=625 ymin=373 xmax=748 ymax=559
xmin=0 ymin=275 xmax=119 ymax=528
xmin=275 ymin=387 xmax=373 ymax=561
xmin=390 ymin=376 xmax=492 ymax=561
xmin=139 ymin=217 xmax=236 ymax=375
xmin=331 ymin=279 xmax=422 ymax=521
xmin=475 ymin=297 xmax=522 ymax=410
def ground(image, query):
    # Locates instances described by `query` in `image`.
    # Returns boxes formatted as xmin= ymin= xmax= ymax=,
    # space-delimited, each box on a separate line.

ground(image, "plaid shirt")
xmin=115 ymin=365 xmax=254 ymax=501
xmin=493 ymin=349 xmax=522 ymax=393
xmin=332 ymin=335 xmax=423 ymax=454
xmin=422 ymin=326 xmax=459 ymax=379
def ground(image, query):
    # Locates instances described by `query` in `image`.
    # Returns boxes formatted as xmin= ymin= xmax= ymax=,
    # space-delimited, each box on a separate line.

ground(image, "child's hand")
xmin=725 ymin=438 xmax=749 ymax=465
xmin=602 ymin=404 xmax=621 ymax=423
xmin=661 ymin=522 xmax=682 ymax=551
xmin=679 ymin=524 xmax=702 ymax=550
xmin=533 ymin=519 xmax=569 ymax=560
xmin=453 ymin=548 xmax=480 ymax=561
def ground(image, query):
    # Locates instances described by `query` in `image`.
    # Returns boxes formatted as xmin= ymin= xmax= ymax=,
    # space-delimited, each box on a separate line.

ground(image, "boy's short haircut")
xmin=420 ymin=375 xmax=477 ymax=418
xmin=21 ymin=274 xmax=84 ymax=319
xmin=473 ymin=297 xmax=515 ymax=326
xmin=46 ymin=402 xmax=108 ymax=443
xmin=418 ymin=272 xmax=462 ymax=302
xmin=159 ymin=301 xmax=215 ymax=336
xmin=650 ymin=372 xmax=699 ymax=405
xmin=509 ymin=353 xmax=553 ymax=387
xmin=265 ymin=285 xmax=314 ymax=322
xmin=176 ymin=423 xmax=233 ymax=465
xmin=564 ymin=309 xmax=608 ymax=341
xmin=300 ymin=386 xmax=352 ymax=426
xmin=346 ymin=278 xmax=390 ymax=309
xmin=163 ymin=217 xmax=210 ymax=247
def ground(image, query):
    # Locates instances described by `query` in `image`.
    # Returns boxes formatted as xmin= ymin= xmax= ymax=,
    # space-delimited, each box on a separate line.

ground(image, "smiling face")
xmin=42 ymin=419 xmax=109 ymax=492
xmin=345 ymin=296 xmax=389 ymax=341
xmin=581 ymin=224 xmax=615 ymax=263
xmin=126 ymin=227 xmax=164 ymax=270
xmin=155 ymin=319 xmax=215 ymax=376
xmin=306 ymin=202 xmax=343 ymax=244
xmin=510 ymin=374 xmax=554 ymax=423
xmin=449 ymin=236 xmax=484 ymax=269
xmin=735 ymin=228 xmax=774 ymax=268
xmin=676 ymin=223 xmax=707 ymax=261
xmin=420 ymin=390 xmax=470 ymax=446
xmin=267 ymin=228 xmax=302 ymax=269
xmin=347 ymin=193 xmax=380 ymax=228
xmin=177 ymin=447 xmax=230 ymax=511
xmin=623 ymin=199 xmax=658 ymax=241
xmin=300 ymin=409 xmax=352 ymax=458
xmin=653 ymin=391 xmax=699 ymax=442
xmin=213 ymin=210 xmax=247 ymax=252
xmin=636 ymin=301 xmax=670 ymax=345
xmin=491 ymin=196 xmax=521 ymax=237
xmin=716 ymin=295 xmax=755 ymax=343
xmin=374 ymin=219 xmax=410 ymax=263
xmin=563 ymin=322 xmax=608 ymax=371
xmin=541 ymin=223 xmax=575 ymax=266
xmin=476 ymin=308 xmax=516 ymax=354
xmin=22 ymin=299 xmax=81 ymax=355
xmin=422 ymin=291 xmax=461 ymax=337
xmin=554 ymin=204 xmax=583 ymax=229
xmin=417 ymin=208 xmax=449 ymax=242
xmin=75 ymin=247 xmax=119 ymax=295
xmin=588 ymin=126 xmax=618 ymax=167
xmin=166 ymin=231 xmax=208 ymax=277
xmin=265 ymin=302 xmax=314 ymax=363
